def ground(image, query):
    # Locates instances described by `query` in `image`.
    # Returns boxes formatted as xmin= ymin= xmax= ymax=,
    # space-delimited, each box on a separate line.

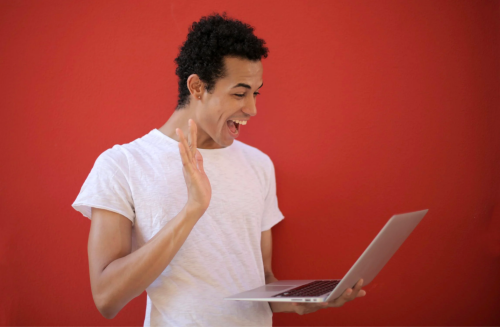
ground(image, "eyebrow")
xmin=231 ymin=82 xmax=264 ymax=90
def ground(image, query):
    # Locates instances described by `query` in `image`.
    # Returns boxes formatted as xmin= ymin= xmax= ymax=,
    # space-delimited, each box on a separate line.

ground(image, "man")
xmin=72 ymin=12 xmax=366 ymax=326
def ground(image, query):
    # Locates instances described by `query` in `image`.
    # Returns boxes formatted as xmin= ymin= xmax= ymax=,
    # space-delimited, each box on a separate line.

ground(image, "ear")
xmin=187 ymin=74 xmax=204 ymax=100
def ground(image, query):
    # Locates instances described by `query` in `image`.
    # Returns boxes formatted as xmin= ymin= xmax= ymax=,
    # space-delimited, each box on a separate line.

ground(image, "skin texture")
xmin=87 ymin=56 xmax=365 ymax=319
xmin=159 ymin=56 xmax=262 ymax=149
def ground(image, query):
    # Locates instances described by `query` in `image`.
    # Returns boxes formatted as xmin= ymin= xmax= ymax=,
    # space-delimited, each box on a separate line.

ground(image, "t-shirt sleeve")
xmin=72 ymin=146 xmax=135 ymax=226
xmin=261 ymin=157 xmax=285 ymax=231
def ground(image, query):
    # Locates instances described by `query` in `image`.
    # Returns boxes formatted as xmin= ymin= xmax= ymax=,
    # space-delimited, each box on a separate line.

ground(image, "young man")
xmin=72 ymin=13 xmax=366 ymax=326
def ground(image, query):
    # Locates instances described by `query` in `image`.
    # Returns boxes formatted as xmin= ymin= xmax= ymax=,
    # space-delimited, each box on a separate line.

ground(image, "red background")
xmin=1 ymin=0 xmax=499 ymax=325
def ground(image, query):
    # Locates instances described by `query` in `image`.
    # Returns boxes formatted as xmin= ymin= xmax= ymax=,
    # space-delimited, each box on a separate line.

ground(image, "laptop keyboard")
xmin=272 ymin=280 xmax=340 ymax=298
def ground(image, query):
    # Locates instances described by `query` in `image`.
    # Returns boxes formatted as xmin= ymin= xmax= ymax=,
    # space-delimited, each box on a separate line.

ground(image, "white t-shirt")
xmin=72 ymin=129 xmax=285 ymax=326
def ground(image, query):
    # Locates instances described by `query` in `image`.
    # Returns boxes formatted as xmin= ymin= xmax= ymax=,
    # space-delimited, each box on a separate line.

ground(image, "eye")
xmin=235 ymin=94 xmax=245 ymax=97
xmin=254 ymin=92 xmax=260 ymax=96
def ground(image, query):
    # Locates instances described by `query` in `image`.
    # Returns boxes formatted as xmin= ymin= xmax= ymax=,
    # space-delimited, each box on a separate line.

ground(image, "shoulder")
xmin=97 ymin=130 xmax=159 ymax=165
xmin=94 ymin=130 xmax=159 ymax=171
xmin=97 ymin=144 xmax=127 ymax=163
xmin=90 ymin=144 xmax=130 ymax=181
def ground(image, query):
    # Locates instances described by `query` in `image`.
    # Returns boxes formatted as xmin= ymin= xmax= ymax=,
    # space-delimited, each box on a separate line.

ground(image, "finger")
xmin=189 ymin=119 xmax=197 ymax=159
xmin=343 ymin=288 xmax=354 ymax=301
xmin=327 ymin=287 xmax=351 ymax=307
xmin=177 ymin=141 xmax=194 ymax=174
xmin=349 ymin=279 xmax=364 ymax=300
xmin=357 ymin=289 xmax=367 ymax=297
xmin=187 ymin=121 xmax=192 ymax=155
xmin=338 ymin=279 xmax=364 ymax=304
xmin=177 ymin=129 xmax=194 ymax=172
xmin=195 ymin=149 xmax=205 ymax=173
xmin=187 ymin=120 xmax=196 ymax=160
xmin=177 ymin=128 xmax=193 ymax=163
xmin=327 ymin=279 xmax=365 ymax=307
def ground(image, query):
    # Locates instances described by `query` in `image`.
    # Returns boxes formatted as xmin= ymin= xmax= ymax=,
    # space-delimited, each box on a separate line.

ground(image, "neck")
xmin=158 ymin=106 xmax=221 ymax=149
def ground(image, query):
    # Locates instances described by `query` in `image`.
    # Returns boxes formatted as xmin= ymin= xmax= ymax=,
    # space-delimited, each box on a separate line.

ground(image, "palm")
xmin=181 ymin=151 xmax=211 ymax=210
xmin=176 ymin=119 xmax=212 ymax=215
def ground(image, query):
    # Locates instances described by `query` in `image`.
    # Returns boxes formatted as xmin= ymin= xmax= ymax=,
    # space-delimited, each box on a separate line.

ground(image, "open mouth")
xmin=227 ymin=119 xmax=248 ymax=137
xmin=227 ymin=120 xmax=240 ymax=135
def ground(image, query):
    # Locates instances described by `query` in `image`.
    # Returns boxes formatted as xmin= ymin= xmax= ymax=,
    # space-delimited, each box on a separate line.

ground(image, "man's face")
xmin=196 ymin=56 xmax=263 ymax=148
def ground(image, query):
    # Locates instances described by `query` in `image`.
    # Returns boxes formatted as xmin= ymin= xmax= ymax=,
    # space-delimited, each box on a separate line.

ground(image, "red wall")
xmin=1 ymin=0 xmax=499 ymax=325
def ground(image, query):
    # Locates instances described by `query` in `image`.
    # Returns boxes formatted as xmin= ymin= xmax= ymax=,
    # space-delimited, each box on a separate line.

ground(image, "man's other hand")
xmin=291 ymin=279 xmax=366 ymax=315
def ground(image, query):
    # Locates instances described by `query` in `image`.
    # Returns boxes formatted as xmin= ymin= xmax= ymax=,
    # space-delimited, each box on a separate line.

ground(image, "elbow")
xmin=93 ymin=292 xmax=119 ymax=319
xmin=98 ymin=306 xmax=117 ymax=320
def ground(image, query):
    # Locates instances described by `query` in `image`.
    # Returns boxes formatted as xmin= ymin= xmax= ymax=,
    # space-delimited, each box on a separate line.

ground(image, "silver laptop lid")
xmin=325 ymin=209 xmax=428 ymax=301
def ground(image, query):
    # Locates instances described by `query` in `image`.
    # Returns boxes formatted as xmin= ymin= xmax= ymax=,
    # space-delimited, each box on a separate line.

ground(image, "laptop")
xmin=225 ymin=209 xmax=428 ymax=303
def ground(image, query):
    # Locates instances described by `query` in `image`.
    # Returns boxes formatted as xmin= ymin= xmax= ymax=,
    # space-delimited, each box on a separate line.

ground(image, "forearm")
xmin=265 ymin=273 xmax=295 ymax=314
xmin=95 ymin=206 xmax=200 ymax=318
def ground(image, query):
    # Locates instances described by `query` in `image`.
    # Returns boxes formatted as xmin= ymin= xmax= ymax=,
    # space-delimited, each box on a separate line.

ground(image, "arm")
xmin=89 ymin=206 xmax=201 ymax=319
xmin=88 ymin=119 xmax=211 ymax=319
xmin=261 ymin=229 xmax=295 ymax=313
xmin=261 ymin=229 xmax=367 ymax=315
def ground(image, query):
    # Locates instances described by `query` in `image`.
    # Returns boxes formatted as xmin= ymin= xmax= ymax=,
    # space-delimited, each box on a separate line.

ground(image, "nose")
xmin=242 ymin=96 xmax=257 ymax=117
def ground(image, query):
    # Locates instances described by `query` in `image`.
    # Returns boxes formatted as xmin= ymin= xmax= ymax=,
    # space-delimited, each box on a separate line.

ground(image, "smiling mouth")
xmin=227 ymin=120 xmax=239 ymax=135
xmin=227 ymin=119 xmax=249 ymax=137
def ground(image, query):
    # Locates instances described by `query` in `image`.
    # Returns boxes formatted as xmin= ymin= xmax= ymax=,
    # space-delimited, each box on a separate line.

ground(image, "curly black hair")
xmin=174 ymin=12 xmax=269 ymax=109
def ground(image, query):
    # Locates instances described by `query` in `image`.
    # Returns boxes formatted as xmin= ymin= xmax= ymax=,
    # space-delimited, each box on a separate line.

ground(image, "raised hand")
xmin=176 ymin=119 xmax=212 ymax=217
xmin=291 ymin=279 xmax=366 ymax=315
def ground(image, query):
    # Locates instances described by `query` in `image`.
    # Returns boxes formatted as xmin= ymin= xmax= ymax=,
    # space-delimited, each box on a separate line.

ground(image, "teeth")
xmin=231 ymin=120 xmax=247 ymax=125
